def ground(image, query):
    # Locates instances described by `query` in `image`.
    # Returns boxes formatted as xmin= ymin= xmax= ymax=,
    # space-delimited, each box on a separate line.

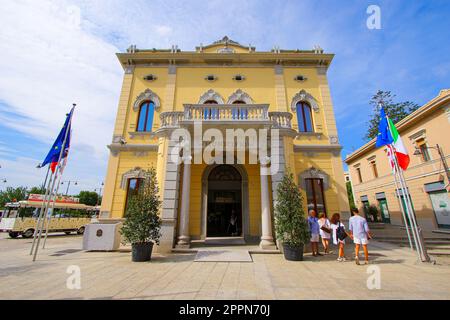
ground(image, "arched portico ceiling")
xmin=290 ymin=89 xmax=319 ymax=113
xmin=133 ymin=88 xmax=161 ymax=111
xmin=227 ymin=89 xmax=254 ymax=104
xmin=120 ymin=167 xmax=150 ymax=189
xmin=298 ymin=167 xmax=330 ymax=190
xmin=198 ymin=89 xmax=225 ymax=104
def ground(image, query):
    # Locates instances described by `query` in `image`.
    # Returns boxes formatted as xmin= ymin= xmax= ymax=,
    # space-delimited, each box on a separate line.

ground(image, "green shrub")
xmin=120 ymin=168 xmax=162 ymax=245
xmin=274 ymin=172 xmax=310 ymax=247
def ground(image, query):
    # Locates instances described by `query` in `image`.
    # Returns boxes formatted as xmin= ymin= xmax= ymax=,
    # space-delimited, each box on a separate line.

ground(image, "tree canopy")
xmin=0 ymin=187 xmax=28 ymax=208
xmin=77 ymin=191 xmax=99 ymax=206
xmin=365 ymin=90 xmax=420 ymax=141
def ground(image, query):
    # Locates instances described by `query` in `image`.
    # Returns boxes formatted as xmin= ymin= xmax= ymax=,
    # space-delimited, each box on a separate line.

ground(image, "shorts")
xmin=310 ymin=234 xmax=319 ymax=242
xmin=354 ymin=236 xmax=369 ymax=245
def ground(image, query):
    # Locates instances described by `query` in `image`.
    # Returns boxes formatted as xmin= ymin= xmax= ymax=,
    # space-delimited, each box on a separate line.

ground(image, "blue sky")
xmin=0 ymin=0 xmax=449 ymax=194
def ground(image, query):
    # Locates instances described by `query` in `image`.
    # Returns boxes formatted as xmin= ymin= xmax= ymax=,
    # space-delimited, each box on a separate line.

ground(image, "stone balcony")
xmin=157 ymin=104 xmax=293 ymax=131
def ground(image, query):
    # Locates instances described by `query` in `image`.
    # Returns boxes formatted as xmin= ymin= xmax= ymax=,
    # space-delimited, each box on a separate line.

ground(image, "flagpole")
xmin=397 ymin=166 xmax=430 ymax=261
xmin=29 ymin=169 xmax=55 ymax=255
xmin=42 ymin=154 xmax=69 ymax=249
xmin=385 ymin=114 xmax=429 ymax=262
xmin=389 ymin=152 xmax=414 ymax=250
xmin=42 ymin=167 xmax=64 ymax=249
xmin=32 ymin=105 xmax=75 ymax=261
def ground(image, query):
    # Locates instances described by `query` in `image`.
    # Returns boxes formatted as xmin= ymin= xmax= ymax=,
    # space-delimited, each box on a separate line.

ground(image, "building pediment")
xmin=196 ymin=36 xmax=255 ymax=53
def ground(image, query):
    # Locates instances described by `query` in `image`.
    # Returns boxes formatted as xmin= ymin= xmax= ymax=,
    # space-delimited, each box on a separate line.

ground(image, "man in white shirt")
xmin=348 ymin=208 xmax=372 ymax=265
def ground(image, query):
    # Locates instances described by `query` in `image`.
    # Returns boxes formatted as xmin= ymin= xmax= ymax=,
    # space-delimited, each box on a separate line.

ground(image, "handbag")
xmin=336 ymin=222 xmax=347 ymax=241
xmin=320 ymin=225 xmax=331 ymax=234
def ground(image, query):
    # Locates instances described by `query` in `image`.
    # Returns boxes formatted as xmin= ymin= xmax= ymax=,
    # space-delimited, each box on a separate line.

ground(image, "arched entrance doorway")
xmin=201 ymin=165 xmax=249 ymax=239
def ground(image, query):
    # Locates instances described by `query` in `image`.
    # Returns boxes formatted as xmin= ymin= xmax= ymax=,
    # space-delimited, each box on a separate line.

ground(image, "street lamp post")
xmin=414 ymin=144 xmax=450 ymax=186
xmin=61 ymin=180 xmax=78 ymax=196
xmin=94 ymin=182 xmax=104 ymax=206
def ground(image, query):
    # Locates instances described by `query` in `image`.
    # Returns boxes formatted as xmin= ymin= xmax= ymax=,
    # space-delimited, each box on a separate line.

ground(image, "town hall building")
xmin=100 ymin=37 xmax=349 ymax=252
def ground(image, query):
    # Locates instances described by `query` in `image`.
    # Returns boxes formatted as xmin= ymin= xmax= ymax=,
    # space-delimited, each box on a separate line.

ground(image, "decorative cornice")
xmin=408 ymin=129 xmax=426 ymax=141
xmin=226 ymin=89 xmax=254 ymax=104
xmin=133 ymin=89 xmax=161 ymax=111
xmin=298 ymin=168 xmax=331 ymax=190
xmin=120 ymin=167 xmax=151 ymax=189
xmin=294 ymin=144 xmax=343 ymax=156
xmin=290 ymin=89 xmax=320 ymax=112
xmin=198 ymin=89 xmax=225 ymax=104
xmin=329 ymin=135 xmax=339 ymax=145
xmin=107 ymin=143 xmax=158 ymax=156
xmin=128 ymin=131 xmax=157 ymax=139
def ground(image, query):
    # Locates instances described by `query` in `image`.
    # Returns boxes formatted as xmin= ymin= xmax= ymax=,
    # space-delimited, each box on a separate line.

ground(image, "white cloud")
xmin=0 ymin=0 xmax=122 ymax=157
xmin=0 ymin=0 xmax=123 ymax=189
xmin=154 ymin=25 xmax=172 ymax=37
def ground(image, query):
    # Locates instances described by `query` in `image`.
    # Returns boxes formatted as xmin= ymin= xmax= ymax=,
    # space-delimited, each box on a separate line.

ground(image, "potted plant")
xmin=120 ymin=168 xmax=162 ymax=262
xmin=274 ymin=172 xmax=310 ymax=261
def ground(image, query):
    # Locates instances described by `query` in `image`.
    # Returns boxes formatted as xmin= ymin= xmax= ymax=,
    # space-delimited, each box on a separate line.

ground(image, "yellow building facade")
xmin=100 ymin=37 xmax=349 ymax=252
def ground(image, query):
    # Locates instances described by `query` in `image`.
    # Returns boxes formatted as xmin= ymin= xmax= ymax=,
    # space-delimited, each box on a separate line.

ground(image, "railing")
xmin=183 ymin=104 xmax=269 ymax=121
xmin=159 ymin=111 xmax=184 ymax=128
xmin=269 ymin=112 xmax=292 ymax=129
xmin=158 ymin=106 xmax=294 ymax=130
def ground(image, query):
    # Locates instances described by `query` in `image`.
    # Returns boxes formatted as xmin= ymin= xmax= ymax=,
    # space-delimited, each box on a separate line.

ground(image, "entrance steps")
xmin=171 ymin=238 xmax=281 ymax=255
xmin=204 ymin=236 xmax=246 ymax=245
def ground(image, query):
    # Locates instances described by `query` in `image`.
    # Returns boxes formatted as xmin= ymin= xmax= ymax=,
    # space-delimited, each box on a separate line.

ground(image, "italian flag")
xmin=388 ymin=119 xmax=410 ymax=170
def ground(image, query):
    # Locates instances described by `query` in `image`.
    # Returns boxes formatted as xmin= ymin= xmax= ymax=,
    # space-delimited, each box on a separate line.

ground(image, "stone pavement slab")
xmin=194 ymin=250 xmax=253 ymax=262
xmin=1 ymin=233 xmax=450 ymax=300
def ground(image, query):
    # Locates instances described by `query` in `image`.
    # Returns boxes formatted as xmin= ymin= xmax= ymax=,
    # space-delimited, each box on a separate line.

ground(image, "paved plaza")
xmin=1 ymin=233 xmax=450 ymax=300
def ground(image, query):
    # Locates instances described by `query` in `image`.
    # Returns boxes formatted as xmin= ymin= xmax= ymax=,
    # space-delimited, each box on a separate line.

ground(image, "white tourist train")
xmin=0 ymin=194 xmax=98 ymax=238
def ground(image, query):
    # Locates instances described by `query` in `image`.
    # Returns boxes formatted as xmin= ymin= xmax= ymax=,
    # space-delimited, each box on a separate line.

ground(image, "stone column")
xmin=259 ymin=161 xmax=276 ymax=249
xmin=177 ymin=161 xmax=191 ymax=247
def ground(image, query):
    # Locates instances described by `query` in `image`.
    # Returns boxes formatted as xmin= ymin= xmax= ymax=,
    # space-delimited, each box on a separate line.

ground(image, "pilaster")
xmin=274 ymin=65 xmax=288 ymax=112
xmin=100 ymin=68 xmax=134 ymax=218
xmin=158 ymin=137 xmax=182 ymax=253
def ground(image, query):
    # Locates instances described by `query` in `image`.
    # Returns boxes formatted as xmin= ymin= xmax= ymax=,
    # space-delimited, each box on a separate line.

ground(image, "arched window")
xmin=305 ymin=178 xmax=326 ymax=214
xmin=136 ymin=101 xmax=155 ymax=132
xmin=124 ymin=178 xmax=143 ymax=212
xmin=296 ymin=102 xmax=313 ymax=132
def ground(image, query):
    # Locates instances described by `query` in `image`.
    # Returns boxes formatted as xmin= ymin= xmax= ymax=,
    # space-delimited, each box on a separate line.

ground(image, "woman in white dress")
xmin=318 ymin=212 xmax=331 ymax=254
xmin=330 ymin=213 xmax=346 ymax=262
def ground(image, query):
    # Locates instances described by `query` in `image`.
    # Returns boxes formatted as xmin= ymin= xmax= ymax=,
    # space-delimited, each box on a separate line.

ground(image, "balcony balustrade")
xmin=158 ymin=104 xmax=293 ymax=130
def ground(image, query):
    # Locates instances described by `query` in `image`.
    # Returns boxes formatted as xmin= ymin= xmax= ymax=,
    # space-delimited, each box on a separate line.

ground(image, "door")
xmin=378 ymin=199 xmax=391 ymax=223
xmin=362 ymin=201 xmax=370 ymax=220
xmin=207 ymin=190 xmax=241 ymax=237
xmin=429 ymin=191 xmax=450 ymax=228
xmin=207 ymin=165 xmax=243 ymax=237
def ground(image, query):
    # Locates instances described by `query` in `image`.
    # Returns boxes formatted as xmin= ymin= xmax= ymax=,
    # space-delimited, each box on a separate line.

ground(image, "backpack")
xmin=336 ymin=222 xmax=347 ymax=241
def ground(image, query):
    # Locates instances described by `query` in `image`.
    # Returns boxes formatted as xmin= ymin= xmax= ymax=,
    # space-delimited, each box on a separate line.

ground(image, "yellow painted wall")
xmin=110 ymin=151 xmax=158 ymax=218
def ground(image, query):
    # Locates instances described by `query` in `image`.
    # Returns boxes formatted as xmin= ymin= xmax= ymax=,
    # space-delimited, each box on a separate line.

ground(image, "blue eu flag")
xmin=375 ymin=106 xmax=393 ymax=147
xmin=42 ymin=107 xmax=74 ymax=169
